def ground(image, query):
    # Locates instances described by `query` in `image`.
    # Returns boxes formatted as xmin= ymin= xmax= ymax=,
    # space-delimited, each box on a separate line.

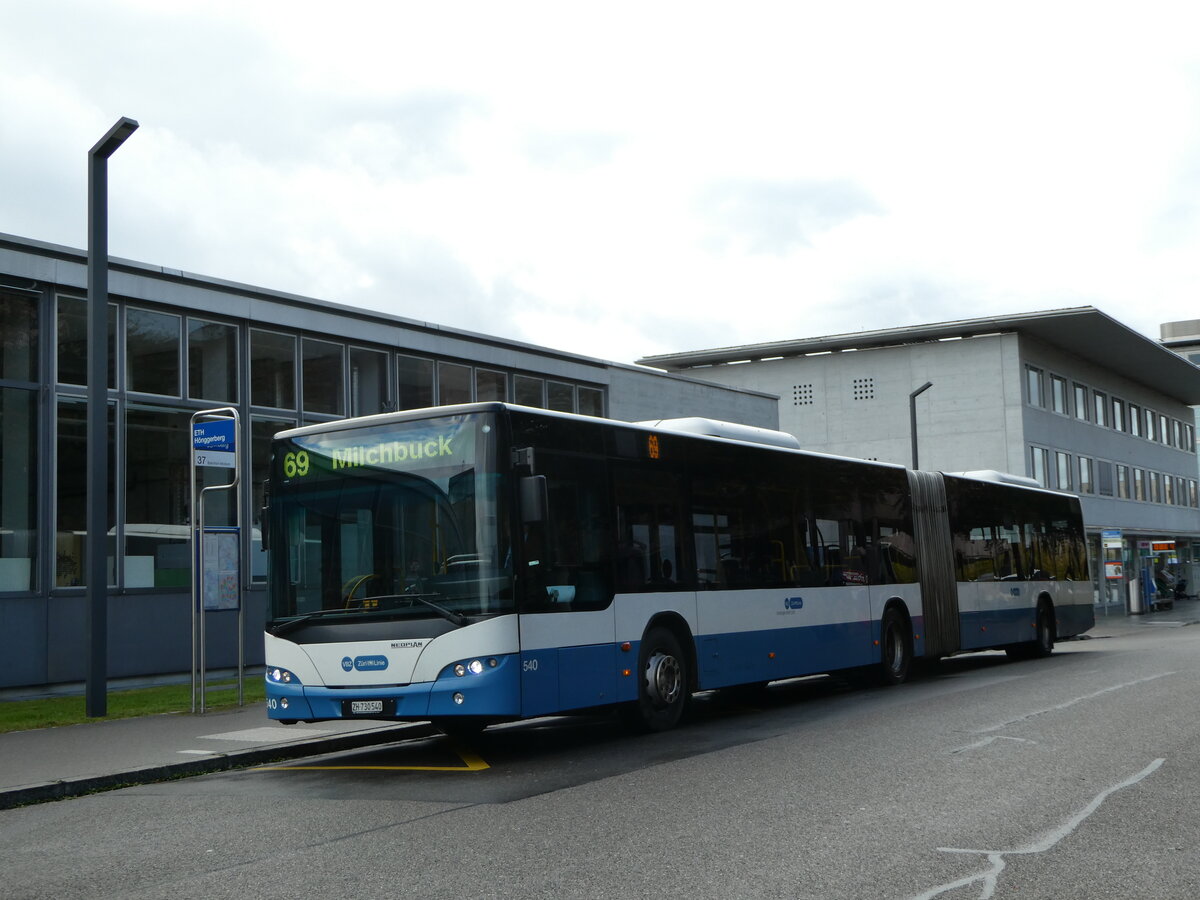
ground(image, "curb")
xmin=0 ymin=721 xmax=434 ymax=811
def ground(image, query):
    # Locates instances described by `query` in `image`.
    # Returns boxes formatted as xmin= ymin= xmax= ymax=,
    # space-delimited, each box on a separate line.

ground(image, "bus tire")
xmin=1006 ymin=601 xmax=1055 ymax=660
xmin=1029 ymin=601 xmax=1055 ymax=657
xmin=879 ymin=607 xmax=912 ymax=686
xmin=624 ymin=626 xmax=690 ymax=732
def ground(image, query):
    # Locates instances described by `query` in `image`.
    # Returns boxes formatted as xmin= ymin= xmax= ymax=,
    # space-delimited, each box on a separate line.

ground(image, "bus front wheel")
xmin=624 ymin=626 xmax=690 ymax=732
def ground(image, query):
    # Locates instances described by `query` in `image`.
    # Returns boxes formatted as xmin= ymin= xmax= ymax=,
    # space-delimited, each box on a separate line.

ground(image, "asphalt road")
xmin=5 ymin=626 xmax=1200 ymax=899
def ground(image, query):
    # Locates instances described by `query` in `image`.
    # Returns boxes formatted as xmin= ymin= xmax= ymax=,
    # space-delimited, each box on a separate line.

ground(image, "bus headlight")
xmin=267 ymin=667 xmax=299 ymax=685
xmin=468 ymin=659 xmax=484 ymax=675
xmin=454 ymin=659 xmax=486 ymax=677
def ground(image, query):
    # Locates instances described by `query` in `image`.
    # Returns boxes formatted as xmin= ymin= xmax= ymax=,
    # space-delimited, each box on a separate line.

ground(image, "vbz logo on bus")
xmin=784 ymin=596 xmax=804 ymax=610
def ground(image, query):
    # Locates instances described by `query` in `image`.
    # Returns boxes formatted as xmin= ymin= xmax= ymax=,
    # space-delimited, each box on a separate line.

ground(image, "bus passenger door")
xmin=515 ymin=446 xmax=618 ymax=716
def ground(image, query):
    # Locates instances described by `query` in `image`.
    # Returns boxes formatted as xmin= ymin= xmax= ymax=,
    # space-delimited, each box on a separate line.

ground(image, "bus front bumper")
xmin=265 ymin=653 xmax=521 ymax=722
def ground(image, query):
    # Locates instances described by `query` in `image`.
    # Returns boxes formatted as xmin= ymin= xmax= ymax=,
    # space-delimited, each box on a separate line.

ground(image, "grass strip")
xmin=0 ymin=679 xmax=265 ymax=733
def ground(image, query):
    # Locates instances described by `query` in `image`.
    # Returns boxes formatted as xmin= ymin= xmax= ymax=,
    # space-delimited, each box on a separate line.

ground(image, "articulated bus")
xmin=263 ymin=403 xmax=1093 ymax=733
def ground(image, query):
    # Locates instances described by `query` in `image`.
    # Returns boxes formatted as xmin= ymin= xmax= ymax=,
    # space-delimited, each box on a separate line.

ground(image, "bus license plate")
xmin=350 ymin=700 xmax=383 ymax=715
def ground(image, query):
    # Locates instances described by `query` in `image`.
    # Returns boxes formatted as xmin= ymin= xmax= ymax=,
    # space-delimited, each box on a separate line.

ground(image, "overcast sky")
xmin=3 ymin=1 xmax=1199 ymax=364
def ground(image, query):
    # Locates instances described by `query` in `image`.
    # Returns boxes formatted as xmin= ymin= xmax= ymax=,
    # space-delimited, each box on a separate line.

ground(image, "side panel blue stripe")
xmin=696 ymin=620 xmax=877 ymax=689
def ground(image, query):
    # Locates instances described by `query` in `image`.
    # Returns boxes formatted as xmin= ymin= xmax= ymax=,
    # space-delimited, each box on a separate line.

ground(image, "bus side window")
xmin=538 ymin=452 xmax=613 ymax=611
xmin=612 ymin=465 xmax=685 ymax=594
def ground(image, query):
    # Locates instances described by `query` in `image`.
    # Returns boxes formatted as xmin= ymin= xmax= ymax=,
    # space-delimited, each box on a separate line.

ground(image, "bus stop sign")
xmin=193 ymin=418 xmax=236 ymax=468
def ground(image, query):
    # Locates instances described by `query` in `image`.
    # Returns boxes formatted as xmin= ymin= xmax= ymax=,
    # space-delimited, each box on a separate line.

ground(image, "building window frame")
xmin=396 ymin=354 xmax=434 ymax=411
xmin=1026 ymin=366 xmax=1045 ymax=408
xmin=1078 ymin=456 xmax=1094 ymax=494
xmin=186 ymin=317 xmax=239 ymax=404
xmin=1073 ymin=383 xmax=1089 ymax=421
xmin=1116 ymin=464 xmax=1130 ymax=499
xmin=1054 ymin=451 xmax=1072 ymax=491
xmin=249 ymin=328 xmax=297 ymax=411
xmin=514 ymin=374 xmax=545 ymax=408
xmin=1030 ymin=446 xmax=1049 ymax=487
xmin=1049 ymin=375 xmax=1068 ymax=414
xmin=301 ymin=337 xmax=346 ymax=416
xmin=1092 ymin=390 xmax=1108 ymax=428
xmin=1112 ymin=398 xmax=1126 ymax=432
xmin=126 ymin=306 xmax=182 ymax=398
xmin=475 ymin=368 xmax=508 ymax=403
xmin=348 ymin=346 xmax=389 ymax=417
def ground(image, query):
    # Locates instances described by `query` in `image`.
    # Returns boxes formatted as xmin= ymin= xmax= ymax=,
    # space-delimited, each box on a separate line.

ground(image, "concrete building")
xmin=0 ymin=232 xmax=775 ymax=690
xmin=640 ymin=307 xmax=1200 ymax=610
xmin=1161 ymin=318 xmax=1200 ymax=367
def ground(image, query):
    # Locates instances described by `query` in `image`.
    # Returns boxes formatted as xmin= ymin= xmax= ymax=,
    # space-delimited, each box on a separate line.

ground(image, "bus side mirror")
xmin=520 ymin=475 xmax=548 ymax=524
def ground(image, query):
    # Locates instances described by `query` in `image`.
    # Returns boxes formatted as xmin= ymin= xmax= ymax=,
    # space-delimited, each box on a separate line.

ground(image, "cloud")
xmin=5 ymin=1 xmax=1200 ymax=366
xmin=697 ymin=178 xmax=883 ymax=255
xmin=522 ymin=130 xmax=624 ymax=172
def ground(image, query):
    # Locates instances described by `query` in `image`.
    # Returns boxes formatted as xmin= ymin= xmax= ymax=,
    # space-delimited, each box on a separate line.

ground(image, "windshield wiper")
xmin=379 ymin=592 xmax=469 ymax=627
xmin=268 ymin=592 xmax=469 ymax=635
xmin=268 ymin=607 xmax=372 ymax=637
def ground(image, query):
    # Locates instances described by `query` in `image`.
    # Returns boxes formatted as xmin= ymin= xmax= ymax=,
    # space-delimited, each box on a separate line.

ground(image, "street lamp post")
xmin=909 ymin=381 xmax=933 ymax=470
xmin=86 ymin=116 xmax=139 ymax=718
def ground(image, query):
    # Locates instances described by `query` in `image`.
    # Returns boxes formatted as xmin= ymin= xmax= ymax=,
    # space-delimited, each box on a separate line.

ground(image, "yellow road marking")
xmin=257 ymin=745 xmax=489 ymax=773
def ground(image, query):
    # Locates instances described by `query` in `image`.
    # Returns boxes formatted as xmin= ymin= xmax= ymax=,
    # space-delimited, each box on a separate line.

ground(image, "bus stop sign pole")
xmin=191 ymin=408 xmax=242 ymax=713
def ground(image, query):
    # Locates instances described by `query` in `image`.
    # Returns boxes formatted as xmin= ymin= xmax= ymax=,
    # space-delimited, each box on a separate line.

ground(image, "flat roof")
xmin=637 ymin=306 xmax=1200 ymax=404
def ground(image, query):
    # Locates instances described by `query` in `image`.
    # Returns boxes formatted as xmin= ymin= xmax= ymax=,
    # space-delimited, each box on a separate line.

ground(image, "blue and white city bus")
xmin=263 ymin=403 xmax=1093 ymax=733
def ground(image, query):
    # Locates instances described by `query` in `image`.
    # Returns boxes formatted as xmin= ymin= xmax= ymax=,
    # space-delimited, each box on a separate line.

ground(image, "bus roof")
xmin=273 ymin=402 xmax=904 ymax=473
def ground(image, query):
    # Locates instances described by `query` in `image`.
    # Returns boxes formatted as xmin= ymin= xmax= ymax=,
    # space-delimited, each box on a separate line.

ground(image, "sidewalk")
xmin=1085 ymin=595 xmax=1200 ymax=637
xmin=0 ymin=698 xmax=428 ymax=810
xmin=3 ymin=600 xmax=1198 ymax=811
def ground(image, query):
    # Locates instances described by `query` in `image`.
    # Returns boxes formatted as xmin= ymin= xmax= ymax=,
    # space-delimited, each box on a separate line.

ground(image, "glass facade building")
xmin=0 ymin=234 xmax=776 ymax=689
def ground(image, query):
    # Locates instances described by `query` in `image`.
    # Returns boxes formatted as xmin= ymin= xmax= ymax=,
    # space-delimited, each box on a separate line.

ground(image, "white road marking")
xmin=949 ymin=735 xmax=1034 ymax=755
xmin=974 ymin=672 xmax=1174 ymax=734
xmin=910 ymin=758 xmax=1165 ymax=900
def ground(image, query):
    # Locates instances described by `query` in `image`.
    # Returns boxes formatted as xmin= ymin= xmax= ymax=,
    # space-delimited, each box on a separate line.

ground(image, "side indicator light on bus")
xmin=768 ymin=652 xmax=776 ymax=659
xmin=622 ymin=669 xmax=632 ymax=677
xmin=620 ymin=642 xmax=632 ymax=652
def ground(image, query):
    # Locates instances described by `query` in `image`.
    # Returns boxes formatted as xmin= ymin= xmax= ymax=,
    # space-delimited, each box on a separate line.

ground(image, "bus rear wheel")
xmin=623 ymin=626 xmax=689 ymax=732
xmin=1008 ymin=603 xmax=1055 ymax=660
xmin=879 ymin=607 xmax=912 ymax=686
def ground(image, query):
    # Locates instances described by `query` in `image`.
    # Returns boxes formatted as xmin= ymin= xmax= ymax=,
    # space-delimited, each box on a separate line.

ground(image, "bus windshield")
xmin=266 ymin=412 xmax=512 ymax=627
